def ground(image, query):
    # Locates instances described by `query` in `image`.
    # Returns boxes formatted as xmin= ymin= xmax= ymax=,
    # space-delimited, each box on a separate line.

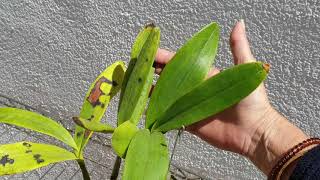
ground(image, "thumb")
xmin=230 ymin=20 xmax=255 ymax=65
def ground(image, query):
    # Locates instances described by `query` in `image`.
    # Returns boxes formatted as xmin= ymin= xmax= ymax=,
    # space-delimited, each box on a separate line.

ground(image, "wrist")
xmin=247 ymin=106 xmax=308 ymax=175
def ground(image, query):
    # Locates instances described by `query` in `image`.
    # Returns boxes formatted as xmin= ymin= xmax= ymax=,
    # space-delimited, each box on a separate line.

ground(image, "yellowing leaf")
xmin=74 ymin=61 xmax=125 ymax=157
xmin=0 ymin=142 xmax=77 ymax=176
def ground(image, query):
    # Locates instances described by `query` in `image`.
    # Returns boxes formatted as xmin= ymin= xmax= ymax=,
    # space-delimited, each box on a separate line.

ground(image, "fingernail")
xmin=239 ymin=19 xmax=245 ymax=30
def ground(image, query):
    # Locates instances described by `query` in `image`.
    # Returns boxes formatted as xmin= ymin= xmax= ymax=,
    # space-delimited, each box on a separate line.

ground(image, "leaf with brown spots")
xmin=0 ymin=142 xmax=77 ymax=176
xmin=74 ymin=61 xmax=125 ymax=157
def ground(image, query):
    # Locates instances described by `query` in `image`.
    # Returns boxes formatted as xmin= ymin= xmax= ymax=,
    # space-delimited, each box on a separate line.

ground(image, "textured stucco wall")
xmin=0 ymin=0 xmax=319 ymax=179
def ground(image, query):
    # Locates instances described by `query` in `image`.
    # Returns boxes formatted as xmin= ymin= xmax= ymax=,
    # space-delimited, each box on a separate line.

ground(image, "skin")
xmin=154 ymin=20 xmax=310 ymax=179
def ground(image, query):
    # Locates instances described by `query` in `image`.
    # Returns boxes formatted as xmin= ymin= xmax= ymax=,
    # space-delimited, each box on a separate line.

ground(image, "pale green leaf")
xmin=111 ymin=121 xmax=138 ymax=158
xmin=0 ymin=108 xmax=77 ymax=151
xmin=123 ymin=129 xmax=169 ymax=180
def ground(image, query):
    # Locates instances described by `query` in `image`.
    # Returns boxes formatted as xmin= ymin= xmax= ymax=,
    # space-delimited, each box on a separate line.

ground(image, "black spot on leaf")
xmin=112 ymin=81 xmax=118 ymax=86
xmin=25 ymin=150 xmax=32 ymax=154
xmin=77 ymin=132 xmax=83 ymax=137
xmin=138 ymin=78 xmax=142 ymax=82
xmin=0 ymin=155 xmax=14 ymax=166
xmin=33 ymin=154 xmax=44 ymax=164
xmin=101 ymin=103 xmax=105 ymax=108
xmin=160 ymin=143 xmax=167 ymax=147
xmin=88 ymin=115 xmax=94 ymax=121
xmin=22 ymin=142 xmax=32 ymax=148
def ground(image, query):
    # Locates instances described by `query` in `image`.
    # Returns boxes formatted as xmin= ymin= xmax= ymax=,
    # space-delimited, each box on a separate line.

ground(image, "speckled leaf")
xmin=118 ymin=25 xmax=160 ymax=125
xmin=74 ymin=61 xmax=125 ymax=157
xmin=72 ymin=117 xmax=114 ymax=133
xmin=0 ymin=108 xmax=77 ymax=151
xmin=119 ymin=23 xmax=156 ymax=106
xmin=146 ymin=22 xmax=220 ymax=129
xmin=153 ymin=62 xmax=270 ymax=132
xmin=111 ymin=121 xmax=138 ymax=158
xmin=123 ymin=129 xmax=169 ymax=180
xmin=0 ymin=142 xmax=77 ymax=176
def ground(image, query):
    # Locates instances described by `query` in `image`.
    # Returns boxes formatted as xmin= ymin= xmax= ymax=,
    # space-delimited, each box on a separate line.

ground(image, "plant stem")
xmin=110 ymin=156 xmax=122 ymax=180
xmin=170 ymin=129 xmax=183 ymax=165
xmin=77 ymin=159 xmax=91 ymax=180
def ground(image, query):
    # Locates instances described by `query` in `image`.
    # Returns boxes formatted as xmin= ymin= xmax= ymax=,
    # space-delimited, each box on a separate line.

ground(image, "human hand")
xmin=154 ymin=20 xmax=307 ymax=175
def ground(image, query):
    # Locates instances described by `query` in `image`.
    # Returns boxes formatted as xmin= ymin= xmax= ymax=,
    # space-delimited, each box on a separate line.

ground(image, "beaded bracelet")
xmin=268 ymin=137 xmax=320 ymax=180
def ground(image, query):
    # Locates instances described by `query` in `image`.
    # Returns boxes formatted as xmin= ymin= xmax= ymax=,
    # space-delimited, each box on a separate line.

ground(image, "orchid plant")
xmin=0 ymin=22 xmax=269 ymax=179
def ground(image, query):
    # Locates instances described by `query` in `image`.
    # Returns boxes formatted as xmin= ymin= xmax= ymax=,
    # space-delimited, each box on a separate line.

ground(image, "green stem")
xmin=170 ymin=129 xmax=183 ymax=165
xmin=110 ymin=156 xmax=122 ymax=180
xmin=77 ymin=159 xmax=91 ymax=180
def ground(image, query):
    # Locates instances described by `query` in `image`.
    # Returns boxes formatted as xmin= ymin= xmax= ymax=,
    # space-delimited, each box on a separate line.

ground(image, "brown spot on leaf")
xmin=22 ymin=142 xmax=32 ymax=148
xmin=84 ymin=130 xmax=91 ymax=138
xmin=87 ymin=77 xmax=113 ymax=107
xmin=145 ymin=22 xmax=156 ymax=28
xmin=0 ymin=155 xmax=14 ymax=166
xmin=263 ymin=63 xmax=270 ymax=73
xmin=33 ymin=154 xmax=44 ymax=164
xmin=72 ymin=117 xmax=84 ymax=127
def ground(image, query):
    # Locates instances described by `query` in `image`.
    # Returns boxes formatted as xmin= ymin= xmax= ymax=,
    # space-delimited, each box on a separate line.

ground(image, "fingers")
xmin=154 ymin=48 xmax=175 ymax=74
xmin=155 ymin=48 xmax=175 ymax=64
xmin=207 ymin=68 xmax=220 ymax=78
xmin=230 ymin=20 xmax=255 ymax=65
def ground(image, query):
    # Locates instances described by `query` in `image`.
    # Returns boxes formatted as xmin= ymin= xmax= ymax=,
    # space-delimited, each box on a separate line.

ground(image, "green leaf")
xmin=122 ymin=129 xmax=169 ymax=180
xmin=118 ymin=25 xmax=160 ymax=125
xmin=74 ymin=61 xmax=125 ymax=157
xmin=153 ymin=62 xmax=270 ymax=132
xmin=146 ymin=22 xmax=220 ymax=129
xmin=0 ymin=142 xmax=77 ymax=176
xmin=72 ymin=117 xmax=114 ymax=133
xmin=0 ymin=108 xmax=77 ymax=151
xmin=111 ymin=121 xmax=138 ymax=158
xmin=119 ymin=23 xmax=156 ymax=106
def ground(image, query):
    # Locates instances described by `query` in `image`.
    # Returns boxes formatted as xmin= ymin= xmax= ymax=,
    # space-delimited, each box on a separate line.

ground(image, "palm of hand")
xmin=187 ymin=84 xmax=272 ymax=155
xmin=155 ymin=20 xmax=272 ymax=155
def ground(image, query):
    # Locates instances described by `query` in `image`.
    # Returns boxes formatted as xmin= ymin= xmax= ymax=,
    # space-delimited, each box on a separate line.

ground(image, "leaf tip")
xmin=262 ymin=63 xmax=270 ymax=73
xmin=144 ymin=22 xmax=156 ymax=28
